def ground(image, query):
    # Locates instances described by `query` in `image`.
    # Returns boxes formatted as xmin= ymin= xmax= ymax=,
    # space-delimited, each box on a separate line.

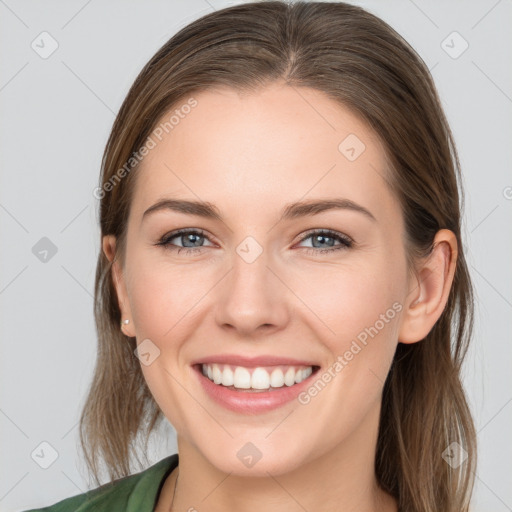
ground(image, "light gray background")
xmin=1 ymin=1 xmax=511 ymax=510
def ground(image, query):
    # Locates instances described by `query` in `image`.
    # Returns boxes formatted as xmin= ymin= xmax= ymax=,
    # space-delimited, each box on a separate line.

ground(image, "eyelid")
xmin=295 ymin=227 xmax=353 ymax=245
xmin=158 ymin=228 xmax=217 ymax=247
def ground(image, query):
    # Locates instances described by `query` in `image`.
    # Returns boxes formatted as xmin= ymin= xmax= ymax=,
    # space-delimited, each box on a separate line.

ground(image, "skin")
xmin=103 ymin=81 xmax=457 ymax=512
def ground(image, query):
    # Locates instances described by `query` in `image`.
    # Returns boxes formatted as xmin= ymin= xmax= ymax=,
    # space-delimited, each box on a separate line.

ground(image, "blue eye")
xmin=296 ymin=229 xmax=353 ymax=255
xmin=156 ymin=228 xmax=213 ymax=255
xmin=156 ymin=228 xmax=353 ymax=256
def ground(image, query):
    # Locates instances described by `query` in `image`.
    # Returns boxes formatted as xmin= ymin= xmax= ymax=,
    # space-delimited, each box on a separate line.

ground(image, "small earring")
xmin=121 ymin=319 xmax=130 ymax=328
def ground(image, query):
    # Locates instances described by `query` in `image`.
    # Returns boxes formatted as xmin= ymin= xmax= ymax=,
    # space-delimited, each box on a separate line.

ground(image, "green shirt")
xmin=22 ymin=453 xmax=178 ymax=512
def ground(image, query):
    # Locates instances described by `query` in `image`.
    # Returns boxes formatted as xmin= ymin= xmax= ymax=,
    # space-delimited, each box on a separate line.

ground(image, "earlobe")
xmin=398 ymin=229 xmax=458 ymax=344
xmin=102 ymin=235 xmax=135 ymax=337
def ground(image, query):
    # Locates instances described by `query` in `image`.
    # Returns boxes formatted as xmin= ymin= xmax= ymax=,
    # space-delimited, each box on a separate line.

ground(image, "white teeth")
xmin=221 ymin=366 xmax=234 ymax=386
xmin=251 ymin=368 xmax=270 ymax=389
xmin=270 ymin=368 xmax=285 ymax=388
xmin=233 ymin=367 xmax=251 ymax=389
xmin=200 ymin=363 xmax=314 ymax=390
xmin=295 ymin=367 xmax=313 ymax=383
xmin=212 ymin=364 xmax=222 ymax=385
xmin=284 ymin=367 xmax=296 ymax=386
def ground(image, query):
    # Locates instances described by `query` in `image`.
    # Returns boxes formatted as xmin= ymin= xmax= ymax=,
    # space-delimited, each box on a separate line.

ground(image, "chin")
xmin=194 ymin=437 xmax=311 ymax=478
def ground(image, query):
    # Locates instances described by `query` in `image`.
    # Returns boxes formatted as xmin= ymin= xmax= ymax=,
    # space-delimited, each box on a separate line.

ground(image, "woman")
xmin=24 ymin=1 xmax=477 ymax=511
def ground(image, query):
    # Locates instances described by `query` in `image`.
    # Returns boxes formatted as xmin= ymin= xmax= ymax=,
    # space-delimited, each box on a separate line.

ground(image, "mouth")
xmin=193 ymin=363 xmax=321 ymax=392
xmin=191 ymin=362 xmax=321 ymax=414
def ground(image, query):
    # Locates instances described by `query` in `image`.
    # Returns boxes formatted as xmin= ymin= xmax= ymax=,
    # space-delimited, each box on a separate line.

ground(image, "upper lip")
xmin=191 ymin=354 xmax=319 ymax=368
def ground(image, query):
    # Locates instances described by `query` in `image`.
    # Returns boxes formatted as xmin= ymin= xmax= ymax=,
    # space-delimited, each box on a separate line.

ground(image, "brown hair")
xmin=80 ymin=2 xmax=477 ymax=510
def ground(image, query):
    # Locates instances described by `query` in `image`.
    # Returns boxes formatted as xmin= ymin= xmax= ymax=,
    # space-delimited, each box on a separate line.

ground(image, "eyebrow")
xmin=142 ymin=197 xmax=377 ymax=223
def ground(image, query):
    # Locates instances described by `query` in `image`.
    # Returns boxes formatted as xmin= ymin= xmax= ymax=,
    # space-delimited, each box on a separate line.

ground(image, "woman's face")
xmin=109 ymin=82 xmax=416 ymax=476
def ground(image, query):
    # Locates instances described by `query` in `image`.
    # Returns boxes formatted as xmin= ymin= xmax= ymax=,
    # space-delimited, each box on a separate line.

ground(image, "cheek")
xmin=293 ymin=265 xmax=402 ymax=432
xmin=294 ymin=258 xmax=404 ymax=413
xmin=127 ymin=257 xmax=211 ymax=339
xmin=294 ymin=260 xmax=403 ymax=349
xmin=126 ymin=258 xmax=204 ymax=430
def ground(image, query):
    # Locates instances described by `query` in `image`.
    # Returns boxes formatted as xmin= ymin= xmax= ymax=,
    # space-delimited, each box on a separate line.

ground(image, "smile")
xmin=192 ymin=363 xmax=321 ymax=414
xmin=201 ymin=363 xmax=314 ymax=391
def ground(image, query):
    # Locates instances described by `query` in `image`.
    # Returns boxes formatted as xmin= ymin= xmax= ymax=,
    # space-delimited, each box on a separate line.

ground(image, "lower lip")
xmin=192 ymin=364 xmax=320 ymax=414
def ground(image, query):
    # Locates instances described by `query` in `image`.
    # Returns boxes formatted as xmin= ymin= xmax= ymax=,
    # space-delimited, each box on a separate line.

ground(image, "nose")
xmin=214 ymin=246 xmax=291 ymax=338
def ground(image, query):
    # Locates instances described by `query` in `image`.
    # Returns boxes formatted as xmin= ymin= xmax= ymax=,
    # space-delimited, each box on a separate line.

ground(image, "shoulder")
xmin=21 ymin=454 xmax=179 ymax=512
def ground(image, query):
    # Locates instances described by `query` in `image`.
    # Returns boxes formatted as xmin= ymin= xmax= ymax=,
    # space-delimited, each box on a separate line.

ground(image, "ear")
xmin=398 ymin=229 xmax=458 ymax=344
xmin=102 ymin=235 xmax=135 ymax=337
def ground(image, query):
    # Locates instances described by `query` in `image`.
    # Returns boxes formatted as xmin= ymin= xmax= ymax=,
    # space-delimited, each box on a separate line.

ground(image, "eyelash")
xmin=155 ymin=228 xmax=353 ymax=256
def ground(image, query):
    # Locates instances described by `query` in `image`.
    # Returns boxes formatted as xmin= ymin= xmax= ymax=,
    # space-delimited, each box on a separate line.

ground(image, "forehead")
xmin=130 ymin=83 xmax=399 ymax=225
